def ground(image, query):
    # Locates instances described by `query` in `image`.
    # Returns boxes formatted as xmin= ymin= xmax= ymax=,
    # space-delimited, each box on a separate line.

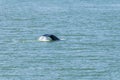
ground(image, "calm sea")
xmin=0 ymin=0 xmax=120 ymax=80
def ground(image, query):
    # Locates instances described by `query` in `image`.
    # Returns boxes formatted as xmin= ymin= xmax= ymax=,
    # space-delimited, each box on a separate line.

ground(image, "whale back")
xmin=50 ymin=35 xmax=60 ymax=40
xmin=43 ymin=34 xmax=60 ymax=41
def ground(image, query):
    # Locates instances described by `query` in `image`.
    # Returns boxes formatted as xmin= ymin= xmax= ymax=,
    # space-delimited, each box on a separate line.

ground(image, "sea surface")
xmin=0 ymin=0 xmax=120 ymax=80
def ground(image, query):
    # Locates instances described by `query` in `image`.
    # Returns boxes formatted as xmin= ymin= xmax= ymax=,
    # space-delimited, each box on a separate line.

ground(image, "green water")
xmin=0 ymin=0 xmax=120 ymax=80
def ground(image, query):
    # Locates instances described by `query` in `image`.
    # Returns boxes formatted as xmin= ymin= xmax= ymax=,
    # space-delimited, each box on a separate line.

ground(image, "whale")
xmin=38 ymin=34 xmax=60 ymax=41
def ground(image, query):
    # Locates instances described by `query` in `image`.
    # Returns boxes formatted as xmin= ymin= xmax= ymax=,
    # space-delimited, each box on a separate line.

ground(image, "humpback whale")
xmin=38 ymin=34 xmax=60 ymax=41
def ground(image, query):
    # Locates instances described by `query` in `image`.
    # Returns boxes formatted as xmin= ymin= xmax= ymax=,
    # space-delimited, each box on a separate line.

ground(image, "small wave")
xmin=11 ymin=39 xmax=37 ymax=44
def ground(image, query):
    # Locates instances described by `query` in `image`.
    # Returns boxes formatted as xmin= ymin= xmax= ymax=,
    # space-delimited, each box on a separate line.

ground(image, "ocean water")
xmin=0 ymin=0 xmax=120 ymax=80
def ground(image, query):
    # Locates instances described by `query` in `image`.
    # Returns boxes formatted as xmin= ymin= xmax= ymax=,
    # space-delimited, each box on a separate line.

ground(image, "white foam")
xmin=60 ymin=38 xmax=66 ymax=41
xmin=38 ymin=36 xmax=52 ymax=42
